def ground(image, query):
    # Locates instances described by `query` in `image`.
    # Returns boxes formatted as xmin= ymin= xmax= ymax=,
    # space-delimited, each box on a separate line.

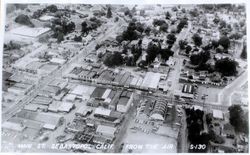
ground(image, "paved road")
xmin=2 ymin=17 xmax=126 ymax=122
xmin=218 ymin=71 xmax=248 ymax=106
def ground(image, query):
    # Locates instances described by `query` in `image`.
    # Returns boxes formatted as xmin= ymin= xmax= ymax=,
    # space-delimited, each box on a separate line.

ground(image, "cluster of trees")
xmin=15 ymin=14 xmax=34 ymax=27
xmin=190 ymin=50 xmax=210 ymax=66
xmin=52 ymin=19 xmax=76 ymax=43
xmin=139 ymin=40 xmax=174 ymax=67
xmin=153 ymin=19 xmax=168 ymax=32
xmin=103 ymin=52 xmax=124 ymax=67
xmin=81 ymin=17 xmax=102 ymax=36
xmin=206 ymin=114 xmax=225 ymax=144
xmin=189 ymin=8 xmax=199 ymax=17
xmin=177 ymin=18 xmax=188 ymax=33
xmin=117 ymin=21 xmax=144 ymax=42
xmin=32 ymin=5 xmax=58 ymax=18
xmin=185 ymin=108 xmax=209 ymax=153
xmin=215 ymin=58 xmax=237 ymax=76
xmin=4 ymin=41 xmax=21 ymax=50
xmin=228 ymin=105 xmax=248 ymax=134
xmin=126 ymin=45 xmax=142 ymax=66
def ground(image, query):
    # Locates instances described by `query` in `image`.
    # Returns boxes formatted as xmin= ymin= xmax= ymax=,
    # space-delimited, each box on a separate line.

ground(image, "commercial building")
xmin=9 ymin=26 xmax=51 ymax=39
xmin=94 ymin=107 xmax=123 ymax=122
xmin=150 ymin=99 xmax=168 ymax=121
xmin=14 ymin=110 xmax=64 ymax=130
xmin=116 ymin=91 xmax=133 ymax=113
xmin=96 ymin=125 xmax=117 ymax=139
xmin=212 ymin=109 xmax=224 ymax=120
xmin=48 ymin=101 xmax=75 ymax=113
xmin=7 ymin=82 xmax=34 ymax=95
xmin=141 ymin=72 xmax=161 ymax=90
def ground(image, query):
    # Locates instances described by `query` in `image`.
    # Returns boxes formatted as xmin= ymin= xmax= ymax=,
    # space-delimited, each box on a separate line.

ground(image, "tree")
xmin=73 ymin=35 xmax=82 ymax=42
xmin=153 ymin=19 xmax=166 ymax=27
xmin=63 ymin=21 xmax=75 ymax=34
xmin=122 ymin=22 xmax=139 ymax=41
xmin=160 ymin=48 xmax=174 ymax=61
xmin=228 ymin=105 xmax=249 ymax=134
xmin=219 ymin=20 xmax=227 ymax=29
xmin=218 ymin=36 xmax=230 ymax=49
xmin=185 ymin=45 xmax=192 ymax=55
xmin=179 ymin=40 xmax=188 ymax=50
xmin=159 ymin=23 xmax=168 ymax=32
xmin=241 ymin=45 xmax=247 ymax=59
xmin=146 ymin=41 xmax=161 ymax=64
xmin=165 ymin=11 xmax=171 ymax=20
xmin=167 ymin=33 xmax=177 ymax=45
xmin=107 ymin=7 xmax=112 ymax=18
xmin=81 ymin=21 xmax=89 ymax=36
xmin=46 ymin=5 xmax=58 ymax=13
xmin=192 ymin=33 xmax=202 ymax=46
xmin=213 ymin=17 xmax=220 ymax=24
xmin=144 ymin=27 xmax=151 ymax=35
xmin=15 ymin=14 xmax=34 ymax=27
xmin=189 ymin=8 xmax=199 ymax=17
xmin=57 ymin=32 xmax=64 ymax=43
xmin=177 ymin=18 xmax=188 ymax=33
xmin=212 ymin=40 xmax=219 ymax=49
xmin=215 ymin=58 xmax=237 ymax=76
xmin=104 ymin=52 xmax=124 ymax=67
xmin=190 ymin=51 xmax=210 ymax=66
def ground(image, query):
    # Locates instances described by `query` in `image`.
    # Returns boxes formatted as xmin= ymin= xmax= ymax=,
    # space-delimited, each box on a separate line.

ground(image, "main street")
xmin=2 ymin=16 xmax=126 ymax=122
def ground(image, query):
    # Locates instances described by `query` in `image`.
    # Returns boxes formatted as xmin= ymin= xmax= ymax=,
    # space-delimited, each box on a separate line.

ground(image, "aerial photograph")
xmin=1 ymin=3 xmax=248 ymax=153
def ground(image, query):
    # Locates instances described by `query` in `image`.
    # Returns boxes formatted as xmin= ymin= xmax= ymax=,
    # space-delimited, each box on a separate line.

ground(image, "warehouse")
xmin=9 ymin=26 xmax=51 ymax=39
xmin=141 ymin=72 xmax=161 ymax=90
xmin=7 ymin=82 xmax=34 ymax=95
xmin=96 ymin=125 xmax=117 ymax=139
xmin=94 ymin=107 xmax=123 ymax=122
xmin=116 ymin=91 xmax=134 ymax=113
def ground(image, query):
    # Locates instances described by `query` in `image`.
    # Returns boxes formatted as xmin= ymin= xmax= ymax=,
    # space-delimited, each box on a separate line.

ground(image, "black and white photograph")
xmin=0 ymin=0 xmax=249 ymax=153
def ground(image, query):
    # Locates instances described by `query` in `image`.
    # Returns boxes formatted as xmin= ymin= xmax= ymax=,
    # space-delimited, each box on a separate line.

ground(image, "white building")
xmin=96 ymin=125 xmax=117 ymax=139
xmin=141 ymin=72 xmax=161 ymax=90
xmin=117 ymin=92 xmax=134 ymax=113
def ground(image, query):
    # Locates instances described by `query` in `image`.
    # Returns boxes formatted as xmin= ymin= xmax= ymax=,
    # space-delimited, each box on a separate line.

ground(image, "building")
xmin=150 ymin=99 xmax=168 ymax=121
xmin=116 ymin=91 xmax=133 ymax=113
xmin=182 ymin=84 xmax=194 ymax=94
xmin=7 ymin=82 xmax=34 ymax=95
xmin=48 ymin=101 xmax=74 ymax=113
xmin=94 ymin=107 xmax=123 ymax=122
xmin=141 ymin=72 xmax=161 ymax=90
xmin=213 ymin=109 xmax=224 ymax=120
xmin=50 ymin=57 xmax=66 ymax=65
xmin=39 ymin=15 xmax=55 ymax=21
xmin=8 ymin=26 xmax=51 ymax=39
xmin=96 ymin=125 xmax=117 ymax=139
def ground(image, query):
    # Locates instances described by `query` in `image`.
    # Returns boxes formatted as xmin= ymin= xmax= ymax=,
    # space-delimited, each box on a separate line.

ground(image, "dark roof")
xmin=117 ymin=97 xmax=129 ymax=106
xmin=91 ymin=87 xmax=106 ymax=98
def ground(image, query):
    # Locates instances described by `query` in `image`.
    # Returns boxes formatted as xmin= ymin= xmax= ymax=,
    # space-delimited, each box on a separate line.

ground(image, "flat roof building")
xmin=96 ymin=125 xmax=117 ymax=139
xmin=213 ymin=109 xmax=224 ymax=120
xmin=141 ymin=72 xmax=161 ymax=90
